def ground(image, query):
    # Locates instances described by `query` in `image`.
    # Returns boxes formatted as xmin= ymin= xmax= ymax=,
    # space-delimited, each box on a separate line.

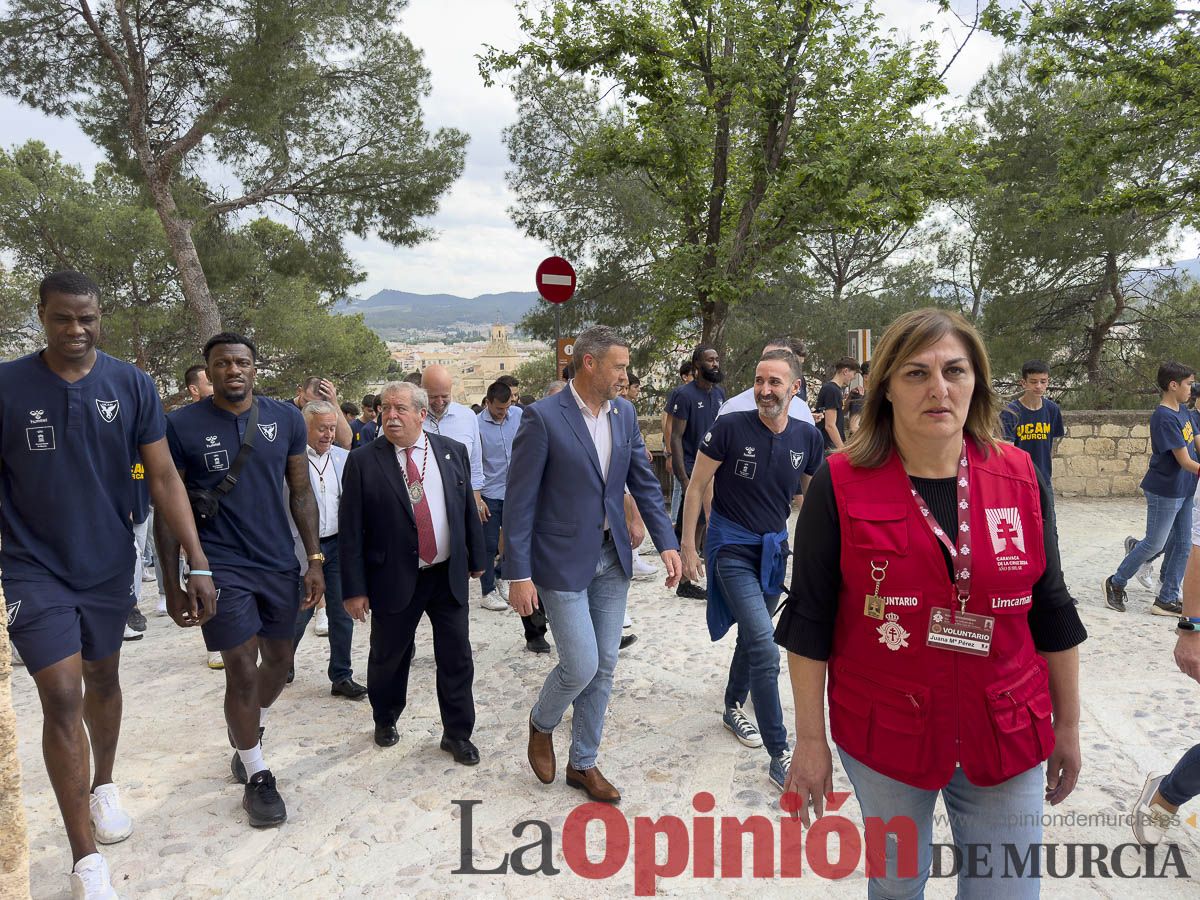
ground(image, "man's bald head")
xmin=422 ymin=365 xmax=454 ymax=418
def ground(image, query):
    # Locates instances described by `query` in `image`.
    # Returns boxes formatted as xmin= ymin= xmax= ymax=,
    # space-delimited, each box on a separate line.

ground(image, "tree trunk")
xmin=146 ymin=181 xmax=222 ymax=341
xmin=1084 ymin=250 xmax=1124 ymax=396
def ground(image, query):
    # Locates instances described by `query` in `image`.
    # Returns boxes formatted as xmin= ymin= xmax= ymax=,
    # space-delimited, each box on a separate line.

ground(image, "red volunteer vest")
xmin=827 ymin=438 xmax=1052 ymax=789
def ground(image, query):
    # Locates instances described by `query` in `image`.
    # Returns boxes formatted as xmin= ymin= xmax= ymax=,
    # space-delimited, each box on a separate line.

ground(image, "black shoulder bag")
xmin=187 ymin=399 xmax=259 ymax=524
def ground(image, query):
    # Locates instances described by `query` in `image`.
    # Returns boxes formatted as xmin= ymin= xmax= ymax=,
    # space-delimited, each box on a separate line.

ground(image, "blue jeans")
xmin=840 ymin=749 xmax=1044 ymax=900
xmin=670 ymin=478 xmax=683 ymax=521
xmin=714 ymin=549 xmax=787 ymax=756
xmin=293 ymin=536 xmax=353 ymax=683
xmin=531 ymin=537 xmax=628 ymax=770
xmin=1114 ymin=490 xmax=1194 ymax=602
xmin=1161 ymin=743 xmax=1200 ymax=807
xmin=480 ymin=495 xmax=503 ymax=596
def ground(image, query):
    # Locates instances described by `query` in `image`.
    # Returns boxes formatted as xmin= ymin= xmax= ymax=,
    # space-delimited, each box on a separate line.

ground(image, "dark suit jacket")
xmin=339 ymin=431 xmax=486 ymax=613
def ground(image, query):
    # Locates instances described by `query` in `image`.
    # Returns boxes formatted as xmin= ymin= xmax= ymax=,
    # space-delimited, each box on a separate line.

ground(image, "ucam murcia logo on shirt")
xmin=985 ymin=506 xmax=1029 ymax=572
xmin=258 ymin=422 xmax=278 ymax=442
xmin=95 ymin=399 xmax=120 ymax=422
xmin=790 ymin=449 xmax=804 ymax=469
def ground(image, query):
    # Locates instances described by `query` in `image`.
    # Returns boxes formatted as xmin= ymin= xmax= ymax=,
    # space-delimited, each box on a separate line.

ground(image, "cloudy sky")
xmin=1 ymin=0 xmax=1008 ymax=301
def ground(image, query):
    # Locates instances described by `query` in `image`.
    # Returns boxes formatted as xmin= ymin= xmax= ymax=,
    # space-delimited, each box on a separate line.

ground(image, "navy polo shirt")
xmin=0 ymin=350 xmax=165 ymax=589
xmin=699 ymin=410 xmax=824 ymax=535
xmin=671 ymin=381 xmax=725 ymax=474
xmin=1141 ymin=404 xmax=1199 ymax=499
xmin=1000 ymin=398 xmax=1065 ymax=483
xmin=166 ymin=396 xmax=306 ymax=571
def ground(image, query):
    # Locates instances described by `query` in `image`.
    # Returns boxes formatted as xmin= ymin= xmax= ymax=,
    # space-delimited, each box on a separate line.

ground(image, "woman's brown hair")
xmin=844 ymin=308 xmax=1001 ymax=469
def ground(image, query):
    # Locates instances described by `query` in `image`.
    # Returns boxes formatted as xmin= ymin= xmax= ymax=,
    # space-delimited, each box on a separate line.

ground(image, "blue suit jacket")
xmin=504 ymin=387 xmax=678 ymax=592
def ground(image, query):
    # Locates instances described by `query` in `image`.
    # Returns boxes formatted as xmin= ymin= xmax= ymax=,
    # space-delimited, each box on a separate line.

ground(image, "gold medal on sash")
xmin=864 ymin=560 xmax=887 ymax=620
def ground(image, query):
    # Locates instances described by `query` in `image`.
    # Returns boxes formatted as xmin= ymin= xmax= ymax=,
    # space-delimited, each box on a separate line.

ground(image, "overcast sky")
xmin=0 ymin=1 xmax=1014 ymax=300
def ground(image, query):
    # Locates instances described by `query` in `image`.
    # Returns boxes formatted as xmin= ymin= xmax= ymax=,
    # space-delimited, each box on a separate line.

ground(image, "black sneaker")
xmin=127 ymin=606 xmax=147 ymax=633
xmin=676 ymin=580 xmax=707 ymax=600
xmin=1104 ymin=576 xmax=1127 ymax=612
xmin=1152 ymin=598 xmax=1183 ymax=616
xmin=243 ymin=770 xmax=287 ymax=827
xmin=525 ymin=636 xmax=551 ymax=654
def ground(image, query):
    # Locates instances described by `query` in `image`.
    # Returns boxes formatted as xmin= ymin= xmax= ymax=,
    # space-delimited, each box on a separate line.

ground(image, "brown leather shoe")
xmin=565 ymin=764 xmax=620 ymax=804
xmin=528 ymin=714 xmax=555 ymax=784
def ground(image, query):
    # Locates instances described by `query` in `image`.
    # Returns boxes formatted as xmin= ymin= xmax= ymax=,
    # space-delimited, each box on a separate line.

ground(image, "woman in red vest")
xmin=775 ymin=308 xmax=1085 ymax=898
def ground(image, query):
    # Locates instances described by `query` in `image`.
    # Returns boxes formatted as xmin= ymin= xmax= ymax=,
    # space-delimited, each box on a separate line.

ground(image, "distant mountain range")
xmin=336 ymin=290 xmax=541 ymax=336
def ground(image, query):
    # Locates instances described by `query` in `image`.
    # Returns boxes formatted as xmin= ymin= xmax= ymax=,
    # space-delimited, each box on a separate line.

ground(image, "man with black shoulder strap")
xmin=156 ymin=332 xmax=324 ymax=829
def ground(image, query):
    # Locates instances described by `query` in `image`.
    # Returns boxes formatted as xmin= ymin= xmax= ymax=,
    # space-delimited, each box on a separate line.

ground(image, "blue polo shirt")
xmin=671 ymin=381 xmax=725 ymax=474
xmin=478 ymin=405 xmax=523 ymax=500
xmin=0 ymin=350 xmax=165 ymax=589
xmin=166 ymin=396 xmax=306 ymax=571
xmin=1000 ymin=398 xmax=1065 ymax=483
xmin=1141 ymin=404 xmax=1199 ymax=499
xmin=699 ymin=410 xmax=824 ymax=535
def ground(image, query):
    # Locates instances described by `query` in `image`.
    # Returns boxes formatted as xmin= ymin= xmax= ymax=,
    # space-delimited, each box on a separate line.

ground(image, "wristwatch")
xmin=307 ymin=552 xmax=326 ymax=563
xmin=1177 ymin=616 xmax=1200 ymax=632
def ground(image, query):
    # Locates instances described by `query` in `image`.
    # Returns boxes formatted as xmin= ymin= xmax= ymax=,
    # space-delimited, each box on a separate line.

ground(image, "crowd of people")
xmin=4 ymin=270 xmax=1200 ymax=899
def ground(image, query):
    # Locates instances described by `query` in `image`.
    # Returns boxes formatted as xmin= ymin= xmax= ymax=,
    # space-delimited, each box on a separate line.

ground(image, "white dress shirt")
xmin=570 ymin=379 xmax=613 ymax=529
xmin=395 ymin=435 xmax=450 ymax=567
xmin=289 ymin=443 xmax=348 ymax=571
xmin=424 ymin=401 xmax=484 ymax=491
xmin=717 ymin=387 xmax=815 ymax=425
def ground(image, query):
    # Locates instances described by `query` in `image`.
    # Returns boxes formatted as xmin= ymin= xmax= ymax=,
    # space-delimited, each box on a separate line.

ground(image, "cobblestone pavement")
xmin=11 ymin=497 xmax=1200 ymax=897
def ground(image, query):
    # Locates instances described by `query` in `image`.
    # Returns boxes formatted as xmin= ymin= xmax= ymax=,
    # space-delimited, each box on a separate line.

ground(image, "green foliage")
xmin=514 ymin=351 xmax=562 ymax=395
xmin=484 ymin=0 xmax=957 ymax=348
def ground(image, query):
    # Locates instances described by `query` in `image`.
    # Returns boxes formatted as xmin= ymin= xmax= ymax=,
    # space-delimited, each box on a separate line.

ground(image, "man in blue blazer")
xmin=506 ymin=325 xmax=682 ymax=803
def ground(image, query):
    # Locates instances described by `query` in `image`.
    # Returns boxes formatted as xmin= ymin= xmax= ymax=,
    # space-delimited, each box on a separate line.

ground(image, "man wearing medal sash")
xmin=338 ymin=381 xmax=486 ymax=762
xmin=776 ymin=308 xmax=1085 ymax=899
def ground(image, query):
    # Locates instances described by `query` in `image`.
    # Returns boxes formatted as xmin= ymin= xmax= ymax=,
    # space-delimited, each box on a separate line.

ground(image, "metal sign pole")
xmin=555 ymin=304 xmax=561 ymax=375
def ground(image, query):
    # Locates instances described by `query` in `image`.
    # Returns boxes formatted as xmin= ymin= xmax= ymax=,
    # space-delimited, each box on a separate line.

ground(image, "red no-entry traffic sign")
xmin=536 ymin=256 xmax=576 ymax=304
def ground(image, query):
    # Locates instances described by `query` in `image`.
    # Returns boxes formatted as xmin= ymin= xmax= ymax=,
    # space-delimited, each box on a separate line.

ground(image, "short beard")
xmin=756 ymin=398 xmax=786 ymax=419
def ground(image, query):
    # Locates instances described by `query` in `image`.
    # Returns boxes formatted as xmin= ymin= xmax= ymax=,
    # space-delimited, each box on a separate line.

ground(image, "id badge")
xmin=926 ymin=607 xmax=995 ymax=657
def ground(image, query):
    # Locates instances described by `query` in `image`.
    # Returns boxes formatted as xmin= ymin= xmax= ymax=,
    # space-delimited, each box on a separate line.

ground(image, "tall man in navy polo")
xmin=157 ymin=332 xmax=325 ymax=829
xmin=670 ymin=344 xmax=726 ymax=599
xmin=508 ymin=326 xmax=683 ymax=804
xmin=0 ymin=271 xmax=215 ymax=899
xmin=680 ymin=350 xmax=824 ymax=792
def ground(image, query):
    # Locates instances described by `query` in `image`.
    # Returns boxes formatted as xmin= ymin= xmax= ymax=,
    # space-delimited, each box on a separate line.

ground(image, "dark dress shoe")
xmin=528 ymin=713 xmax=555 ymax=784
xmin=374 ymin=724 xmax=399 ymax=747
xmin=440 ymin=736 xmax=480 ymax=766
xmin=286 ymin=667 xmax=295 ymax=684
xmin=618 ymin=633 xmax=638 ymax=650
xmin=565 ymin=764 xmax=620 ymax=803
xmin=676 ymin=580 xmax=707 ymax=600
xmin=330 ymin=678 xmax=368 ymax=700
xmin=525 ymin=635 xmax=551 ymax=654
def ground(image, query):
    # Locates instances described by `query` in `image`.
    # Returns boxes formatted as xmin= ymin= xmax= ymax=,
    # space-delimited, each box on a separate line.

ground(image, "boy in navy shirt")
xmin=1106 ymin=362 xmax=1200 ymax=616
xmin=0 ymin=272 xmax=214 ymax=898
xmin=1000 ymin=359 xmax=1066 ymax=487
xmin=157 ymin=332 xmax=325 ymax=829
xmin=679 ymin=349 xmax=823 ymax=792
xmin=670 ymin=345 xmax=725 ymax=598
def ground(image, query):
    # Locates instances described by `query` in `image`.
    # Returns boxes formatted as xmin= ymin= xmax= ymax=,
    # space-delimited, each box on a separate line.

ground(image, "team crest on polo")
xmin=5 ymin=600 xmax=18 ymax=626
xmin=258 ymin=422 xmax=278 ymax=442
xmin=790 ymin=450 xmax=804 ymax=469
xmin=877 ymin=612 xmax=909 ymax=651
xmin=985 ymin=506 xmax=1028 ymax=572
xmin=95 ymin=399 xmax=120 ymax=422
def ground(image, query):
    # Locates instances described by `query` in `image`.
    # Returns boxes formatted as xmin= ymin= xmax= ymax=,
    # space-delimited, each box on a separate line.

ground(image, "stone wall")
xmin=0 ymin=589 xmax=30 ymax=900
xmin=1053 ymin=411 xmax=1151 ymax=499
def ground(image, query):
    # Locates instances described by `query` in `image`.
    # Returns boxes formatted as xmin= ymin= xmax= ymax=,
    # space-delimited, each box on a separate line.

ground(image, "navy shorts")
xmin=202 ymin=566 xmax=301 ymax=652
xmin=4 ymin=567 xmax=135 ymax=675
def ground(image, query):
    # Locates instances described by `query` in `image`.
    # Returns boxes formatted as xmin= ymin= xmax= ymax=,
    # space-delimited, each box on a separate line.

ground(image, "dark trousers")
xmin=366 ymin=561 xmax=475 ymax=739
xmin=482 ymin=495 xmax=546 ymax=641
xmin=293 ymin=536 xmax=353 ymax=683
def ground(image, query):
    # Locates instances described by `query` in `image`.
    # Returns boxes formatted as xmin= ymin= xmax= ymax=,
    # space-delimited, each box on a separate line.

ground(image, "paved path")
xmin=12 ymin=497 xmax=1200 ymax=897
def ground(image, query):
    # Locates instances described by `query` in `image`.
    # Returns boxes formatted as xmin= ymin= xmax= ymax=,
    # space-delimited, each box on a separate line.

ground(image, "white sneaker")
xmin=141 ymin=566 xmax=157 ymax=583
xmin=481 ymin=593 xmax=508 ymax=612
xmin=121 ymin=625 xmax=142 ymax=642
xmin=497 ymin=579 xmax=510 ymax=601
xmin=89 ymin=784 xmax=133 ymax=844
xmin=70 ymin=853 xmax=118 ymax=900
xmin=313 ymin=607 xmax=330 ymax=636
xmin=154 ymin=596 xmax=168 ymax=616
xmin=207 ymin=651 xmax=224 ymax=670
xmin=1136 ymin=565 xmax=1159 ymax=592
xmin=623 ymin=612 xmax=633 ymax=629
xmin=1132 ymin=774 xmax=1175 ymax=846
xmin=632 ymin=556 xmax=658 ymax=580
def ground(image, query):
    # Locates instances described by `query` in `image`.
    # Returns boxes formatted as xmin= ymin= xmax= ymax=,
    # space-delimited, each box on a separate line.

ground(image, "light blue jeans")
xmin=839 ymin=749 xmax=1044 ymax=900
xmin=1114 ymin=489 xmax=1194 ymax=602
xmin=531 ymin=537 xmax=629 ymax=771
xmin=670 ymin=478 xmax=683 ymax=521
